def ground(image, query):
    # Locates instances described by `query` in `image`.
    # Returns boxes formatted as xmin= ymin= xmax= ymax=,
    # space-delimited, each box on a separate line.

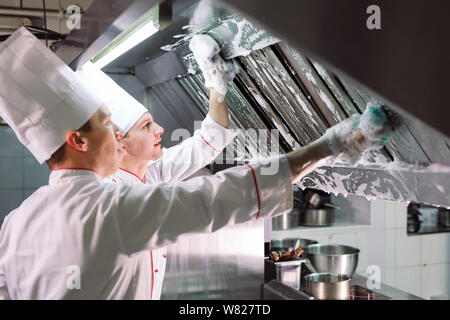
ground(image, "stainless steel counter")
xmin=350 ymin=274 xmax=424 ymax=300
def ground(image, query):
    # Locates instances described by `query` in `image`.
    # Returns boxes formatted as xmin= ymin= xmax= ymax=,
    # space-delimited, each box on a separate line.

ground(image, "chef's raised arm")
xmin=146 ymin=35 xmax=241 ymax=184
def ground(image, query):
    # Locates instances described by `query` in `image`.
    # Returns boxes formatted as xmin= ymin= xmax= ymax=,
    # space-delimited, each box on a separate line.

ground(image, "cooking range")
xmin=348 ymin=285 xmax=390 ymax=300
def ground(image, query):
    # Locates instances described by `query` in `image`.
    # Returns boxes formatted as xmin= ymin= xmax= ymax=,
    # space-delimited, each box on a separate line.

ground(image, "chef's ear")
xmin=65 ymin=130 xmax=89 ymax=152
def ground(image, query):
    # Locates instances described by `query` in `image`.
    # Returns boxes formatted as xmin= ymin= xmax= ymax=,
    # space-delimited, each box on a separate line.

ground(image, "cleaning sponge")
xmin=189 ymin=34 xmax=239 ymax=102
xmin=320 ymin=102 xmax=394 ymax=164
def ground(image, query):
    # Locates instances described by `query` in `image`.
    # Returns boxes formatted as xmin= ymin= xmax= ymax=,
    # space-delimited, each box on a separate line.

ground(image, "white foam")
xmin=189 ymin=34 xmax=238 ymax=102
xmin=319 ymin=102 xmax=393 ymax=165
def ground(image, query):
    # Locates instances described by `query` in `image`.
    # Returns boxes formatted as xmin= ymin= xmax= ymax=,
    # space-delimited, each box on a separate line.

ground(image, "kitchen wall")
xmin=0 ymin=125 xmax=50 ymax=227
xmin=291 ymin=198 xmax=450 ymax=299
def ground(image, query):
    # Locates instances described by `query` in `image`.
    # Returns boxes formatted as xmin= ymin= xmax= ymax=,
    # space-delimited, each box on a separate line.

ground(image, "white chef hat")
xmin=0 ymin=27 xmax=104 ymax=164
xmin=76 ymin=61 xmax=148 ymax=135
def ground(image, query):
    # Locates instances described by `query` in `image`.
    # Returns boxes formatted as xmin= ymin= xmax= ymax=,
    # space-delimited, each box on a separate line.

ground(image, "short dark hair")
xmin=46 ymin=120 xmax=92 ymax=167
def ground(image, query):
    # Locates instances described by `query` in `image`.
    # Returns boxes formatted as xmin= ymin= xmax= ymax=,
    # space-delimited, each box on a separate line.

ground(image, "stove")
xmin=347 ymin=285 xmax=391 ymax=300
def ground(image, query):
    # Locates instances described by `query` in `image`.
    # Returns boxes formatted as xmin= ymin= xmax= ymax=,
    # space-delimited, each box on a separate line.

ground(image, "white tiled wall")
xmin=372 ymin=200 xmax=450 ymax=299
xmin=289 ymin=197 xmax=450 ymax=300
xmin=0 ymin=126 xmax=50 ymax=226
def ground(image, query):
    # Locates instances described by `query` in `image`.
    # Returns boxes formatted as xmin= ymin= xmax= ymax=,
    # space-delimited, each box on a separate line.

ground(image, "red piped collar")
xmin=119 ymin=168 xmax=146 ymax=184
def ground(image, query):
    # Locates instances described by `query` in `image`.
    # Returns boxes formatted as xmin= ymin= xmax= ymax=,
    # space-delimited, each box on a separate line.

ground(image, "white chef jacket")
xmin=108 ymin=114 xmax=237 ymax=300
xmin=0 ymin=152 xmax=293 ymax=300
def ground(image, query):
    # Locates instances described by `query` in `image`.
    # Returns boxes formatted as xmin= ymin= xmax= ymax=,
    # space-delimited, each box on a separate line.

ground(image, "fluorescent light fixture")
xmin=91 ymin=19 xmax=159 ymax=69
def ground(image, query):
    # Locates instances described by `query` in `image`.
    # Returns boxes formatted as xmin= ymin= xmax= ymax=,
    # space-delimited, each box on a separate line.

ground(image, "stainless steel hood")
xmin=134 ymin=6 xmax=450 ymax=208
xmin=153 ymin=41 xmax=450 ymax=208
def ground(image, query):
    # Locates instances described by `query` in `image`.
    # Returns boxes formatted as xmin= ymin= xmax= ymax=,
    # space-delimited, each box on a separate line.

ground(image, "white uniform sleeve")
xmin=146 ymin=113 xmax=238 ymax=183
xmin=113 ymin=155 xmax=293 ymax=255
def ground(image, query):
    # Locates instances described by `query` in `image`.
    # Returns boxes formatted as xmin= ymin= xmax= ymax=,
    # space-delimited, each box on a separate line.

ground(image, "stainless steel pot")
xmin=305 ymin=273 xmax=351 ymax=300
xmin=272 ymin=207 xmax=301 ymax=230
xmin=270 ymin=238 xmax=318 ymax=252
xmin=299 ymin=208 xmax=334 ymax=226
xmin=303 ymin=244 xmax=359 ymax=277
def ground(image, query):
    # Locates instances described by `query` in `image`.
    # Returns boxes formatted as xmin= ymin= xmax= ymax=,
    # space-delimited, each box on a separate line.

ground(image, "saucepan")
xmin=305 ymin=273 xmax=351 ymax=300
xmin=299 ymin=208 xmax=335 ymax=227
xmin=272 ymin=207 xmax=302 ymax=230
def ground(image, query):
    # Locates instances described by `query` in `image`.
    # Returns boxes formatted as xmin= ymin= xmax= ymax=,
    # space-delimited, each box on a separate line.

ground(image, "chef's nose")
xmin=154 ymin=122 xmax=164 ymax=137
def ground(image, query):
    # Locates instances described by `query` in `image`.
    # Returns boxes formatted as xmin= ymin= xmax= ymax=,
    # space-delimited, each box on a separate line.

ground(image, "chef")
xmin=0 ymin=28 xmax=391 ymax=299
xmin=75 ymin=37 xmax=239 ymax=299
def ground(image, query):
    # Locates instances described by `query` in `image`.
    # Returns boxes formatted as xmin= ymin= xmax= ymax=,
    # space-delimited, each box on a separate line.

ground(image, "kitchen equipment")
xmin=299 ymin=208 xmax=335 ymax=226
xmin=348 ymin=285 xmax=390 ymax=300
xmin=270 ymin=238 xmax=318 ymax=252
xmin=305 ymin=191 xmax=340 ymax=210
xmin=438 ymin=208 xmax=450 ymax=227
xmin=272 ymin=207 xmax=301 ymax=230
xmin=263 ymin=279 xmax=315 ymax=300
xmin=264 ymin=258 xmax=316 ymax=290
xmin=303 ymin=244 xmax=360 ymax=277
xmin=407 ymin=204 xmax=422 ymax=233
xmin=305 ymin=272 xmax=351 ymax=300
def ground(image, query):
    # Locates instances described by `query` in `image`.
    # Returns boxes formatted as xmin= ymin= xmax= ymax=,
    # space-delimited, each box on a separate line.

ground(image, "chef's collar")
xmin=49 ymin=168 xmax=102 ymax=185
xmin=119 ymin=168 xmax=146 ymax=184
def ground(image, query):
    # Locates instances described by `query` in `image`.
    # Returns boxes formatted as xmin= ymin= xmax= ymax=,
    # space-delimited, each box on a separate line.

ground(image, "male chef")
xmin=0 ymin=28 xmax=391 ymax=299
xmin=75 ymin=36 xmax=238 ymax=299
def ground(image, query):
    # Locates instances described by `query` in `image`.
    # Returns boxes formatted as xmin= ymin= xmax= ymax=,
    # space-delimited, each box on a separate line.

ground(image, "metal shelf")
xmin=271 ymin=221 xmax=371 ymax=239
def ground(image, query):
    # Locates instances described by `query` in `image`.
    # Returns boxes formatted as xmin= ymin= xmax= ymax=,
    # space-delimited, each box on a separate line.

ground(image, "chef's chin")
xmin=153 ymin=148 xmax=164 ymax=160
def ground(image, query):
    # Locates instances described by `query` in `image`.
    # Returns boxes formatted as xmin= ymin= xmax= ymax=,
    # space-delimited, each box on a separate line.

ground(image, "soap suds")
xmin=189 ymin=34 xmax=238 ymax=102
xmin=298 ymin=157 xmax=450 ymax=208
xmin=320 ymin=102 xmax=393 ymax=165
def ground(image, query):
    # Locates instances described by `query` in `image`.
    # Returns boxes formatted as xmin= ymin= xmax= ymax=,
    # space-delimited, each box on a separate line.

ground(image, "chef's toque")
xmin=0 ymin=27 xmax=103 ymax=164
xmin=76 ymin=61 xmax=148 ymax=135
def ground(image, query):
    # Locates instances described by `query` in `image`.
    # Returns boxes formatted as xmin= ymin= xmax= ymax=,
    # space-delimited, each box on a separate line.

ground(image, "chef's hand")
xmin=285 ymin=103 xmax=394 ymax=182
xmin=189 ymin=34 xmax=239 ymax=102
xmin=316 ymin=103 xmax=393 ymax=164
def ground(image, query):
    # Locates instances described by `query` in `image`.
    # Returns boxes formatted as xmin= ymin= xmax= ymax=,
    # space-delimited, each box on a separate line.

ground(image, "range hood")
xmin=55 ymin=0 xmax=450 ymax=208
